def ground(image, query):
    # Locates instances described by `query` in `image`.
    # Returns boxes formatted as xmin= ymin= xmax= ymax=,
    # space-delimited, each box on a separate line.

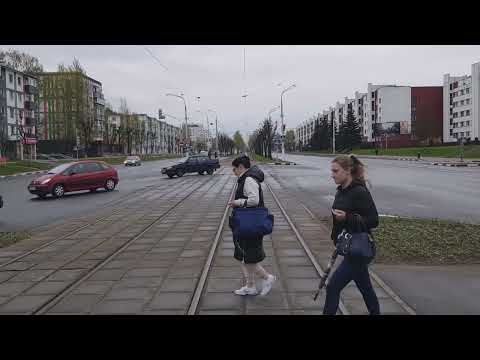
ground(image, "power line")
xmin=142 ymin=46 xmax=169 ymax=71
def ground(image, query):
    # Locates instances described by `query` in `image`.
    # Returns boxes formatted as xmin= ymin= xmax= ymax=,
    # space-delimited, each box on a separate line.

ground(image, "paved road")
xmin=266 ymin=160 xmax=480 ymax=314
xmin=0 ymin=158 xmax=184 ymax=232
xmin=278 ymin=154 xmax=480 ymax=223
xmin=372 ymin=264 xmax=480 ymax=314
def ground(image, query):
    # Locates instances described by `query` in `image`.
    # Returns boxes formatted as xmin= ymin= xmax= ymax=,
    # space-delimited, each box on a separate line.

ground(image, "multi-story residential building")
xmin=0 ymin=61 xmax=39 ymax=159
xmin=370 ymin=84 xmax=443 ymax=147
xmin=37 ymin=71 xmax=105 ymax=156
xmin=296 ymin=82 xmax=443 ymax=149
xmin=118 ymin=112 xmax=181 ymax=155
xmin=188 ymin=123 xmax=209 ymax=147
xmin=443 ymin=62 xmax=480 ymax=143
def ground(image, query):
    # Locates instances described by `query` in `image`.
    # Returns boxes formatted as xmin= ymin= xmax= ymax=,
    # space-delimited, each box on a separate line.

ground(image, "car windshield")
xmin=177 ymin=157 xmax=189 ymax=163
xmin=47 ymin=162 xmax=75 ymax=174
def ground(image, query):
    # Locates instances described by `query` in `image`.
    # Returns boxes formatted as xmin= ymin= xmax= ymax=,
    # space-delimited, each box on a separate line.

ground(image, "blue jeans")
xmin=323 ymin=257 xmax=380 ymax=315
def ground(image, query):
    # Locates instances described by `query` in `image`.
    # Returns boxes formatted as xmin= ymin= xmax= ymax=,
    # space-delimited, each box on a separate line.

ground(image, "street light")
xmin=268 ymin=106 xmax=280 ymax=119
xmin=280 ymin=84 xmax=296 ymax=161
xmin=207 ymin=109 xmax=219 ymax=154
xmin=166 ymin=93 xmax=189 ymax=154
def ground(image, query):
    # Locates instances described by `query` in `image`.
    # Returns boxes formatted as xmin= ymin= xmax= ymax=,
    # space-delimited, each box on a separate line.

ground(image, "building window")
xmin=371 ymin=92 xmax=375 ymax=98
xmin=460 ymin=90 xmax=464 ymax=95
xmin=9 ymin=90 xmax=14 ymax=100
xmin=461 ymin=122 xmax=464 ymax=127
xmin=466 ymin=121 xmax=470 ymax=126
xmin=466 ymin=110 xmax=470 ymax=116
xmin=461 ymin=100 xmax=465 ymax=106
xmin=461 ymin=132 xmax=465 ymax=137
xmin=371 ymin=115 xmax=375 ymax=121
xmin=466 ymin=132 xmax=470 ymax=138
xmin=9 ymin=107 xmax=14 ymax=118
xmin=466 ymin=99 xmax=471 ymax=105
xmin=8 ymin=74 xmax=13 ymax=83
xmin=461 ymin=111 xmax=465 ymax=117
xmin=466 ymin=87 xmax=470 ymax=94
xmin=17 ymin=77 xmax=21 ymax=86
xmin=453 ymin=112 xmax=458 ymax=118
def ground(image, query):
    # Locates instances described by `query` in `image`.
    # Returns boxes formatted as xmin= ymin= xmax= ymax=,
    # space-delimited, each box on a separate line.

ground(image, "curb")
xmin=428 ymin=162 xmax=479 ymax=167
xmin=0 ymin=170 xmax=48 ymax=180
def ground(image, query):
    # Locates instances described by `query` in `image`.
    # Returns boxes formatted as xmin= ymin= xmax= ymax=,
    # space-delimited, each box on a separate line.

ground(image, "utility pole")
xmin=280 ymin=84 xmax=296 ymax=161
xmin=332 ymin=114 xmax=336 ymax=155
xmin=166 ymin=93 xmax=189 ymax=155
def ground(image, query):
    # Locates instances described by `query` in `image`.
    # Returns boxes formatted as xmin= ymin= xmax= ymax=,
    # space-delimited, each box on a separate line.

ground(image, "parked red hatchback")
xmin=28 ymin=161 xmax=119 ymax=199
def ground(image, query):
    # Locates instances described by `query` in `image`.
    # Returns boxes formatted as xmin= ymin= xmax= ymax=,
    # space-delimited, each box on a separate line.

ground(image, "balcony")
xmin=24 ymin=84 xmax=38 ymax=95
xmin=94 ymin=93 xmax=105 ymax=106
xmin=24 ymin=101 xmax=36 ymax=111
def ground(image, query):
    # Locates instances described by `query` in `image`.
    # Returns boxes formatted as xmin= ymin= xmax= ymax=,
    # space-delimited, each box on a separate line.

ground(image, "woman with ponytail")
xmin=323 ymin=154 xmax=380 ymax=315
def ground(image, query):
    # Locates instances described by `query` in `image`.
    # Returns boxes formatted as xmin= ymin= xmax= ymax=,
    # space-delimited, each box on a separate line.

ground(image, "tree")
xmin=284 ymin=129 xmax=295 ymax=152
xmin=250 ymin=118 xmax=277 ymax=159
xmin=0 ymin=48 xmax=44 ymax=74
xmin=233 ymin=131 xmax=246 ymax=153
xmin=337 ymin=109 xmax=362 ymax=152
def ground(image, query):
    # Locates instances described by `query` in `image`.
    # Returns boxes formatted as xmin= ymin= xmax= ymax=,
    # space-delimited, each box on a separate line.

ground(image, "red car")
xmin=28 ymin=161 xmax=119 ymax=199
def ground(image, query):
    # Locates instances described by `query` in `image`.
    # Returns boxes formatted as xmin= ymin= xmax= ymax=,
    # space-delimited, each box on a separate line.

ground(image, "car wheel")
xmin=168 ymin=174 xmax=174 ymax=179
xmin=90 ymin=188 xmax=97 ymax=193
xmin=52 ymin=184 xmax=65 ymax=198
xmin=198 ymin=171 xmax=204 ymax=175
xmin=207 ymin=169 xmax=213 ymax=175
xmin=105 ymin=179 xmax=116 ymax=191
xmin=176 ymin=170 xmax=185 ymax=177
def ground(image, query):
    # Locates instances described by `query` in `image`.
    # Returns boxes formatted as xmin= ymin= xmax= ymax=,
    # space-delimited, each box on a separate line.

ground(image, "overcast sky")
xmin=2 ymin=45 xmax=480 ymax=139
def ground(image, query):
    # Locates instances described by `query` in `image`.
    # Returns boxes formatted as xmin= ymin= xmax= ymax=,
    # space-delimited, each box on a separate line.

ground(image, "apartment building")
xmin=296 ymin=82 xmax=443 ymax=149
xmin=37 ymin=71 xmax=105 ymax=156
xmin=443 ymin=62 xmax=480 ymax=143
xmin=0 ymin=61 xmax=39 ymax=159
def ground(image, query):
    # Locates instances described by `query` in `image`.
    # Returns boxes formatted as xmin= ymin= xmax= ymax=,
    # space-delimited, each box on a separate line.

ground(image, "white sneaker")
xmin=234 ymin=286 xmax=258 ymax=296
xmin=260 ymin=275 xmax=276 ymax=296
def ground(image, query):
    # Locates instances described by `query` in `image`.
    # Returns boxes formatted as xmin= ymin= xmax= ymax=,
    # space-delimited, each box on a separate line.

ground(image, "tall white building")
xmin=443 ymin=62 xmax=480 ymax=143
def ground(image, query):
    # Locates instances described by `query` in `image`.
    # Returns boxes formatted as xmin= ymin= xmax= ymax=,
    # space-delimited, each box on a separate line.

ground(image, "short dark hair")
xmin=232 ymin=155 xmax=251 ymax=169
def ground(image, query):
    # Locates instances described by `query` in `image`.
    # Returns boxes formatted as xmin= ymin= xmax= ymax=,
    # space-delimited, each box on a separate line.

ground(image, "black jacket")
xmin=331 ymin=181 xmax=379 ymax=243
xmin=232 ymin=165 xmax=266 ymax=264
xmin=235 ymin=165 xmax=265 ymax=208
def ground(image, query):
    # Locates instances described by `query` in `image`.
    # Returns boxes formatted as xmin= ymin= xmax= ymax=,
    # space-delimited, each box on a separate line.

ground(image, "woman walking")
xmin=228 ymin=155 xmax=276 ymax=296
xmin=323 ymin=154 xmax=380 ymax=315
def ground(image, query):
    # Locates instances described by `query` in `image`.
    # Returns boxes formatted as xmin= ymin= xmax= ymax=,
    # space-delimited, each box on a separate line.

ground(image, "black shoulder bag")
xmin=335 ymin=213 xmax=376 ymax=264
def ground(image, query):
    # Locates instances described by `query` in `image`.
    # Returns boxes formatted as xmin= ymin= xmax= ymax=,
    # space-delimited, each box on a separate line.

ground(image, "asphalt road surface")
xmin=274 ymin=154 xmax=480 ymax=224
xmin=0 ymin=158 xmax=185 ymax=232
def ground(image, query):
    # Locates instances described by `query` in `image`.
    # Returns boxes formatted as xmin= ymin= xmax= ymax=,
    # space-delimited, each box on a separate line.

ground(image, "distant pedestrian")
xmin=324 ymin=154 xmax=380 ymax=315
xmin=214 ymin=151 xmax=218 ymax=159
xmin=228 ymin=155 xmax=276 ymax=296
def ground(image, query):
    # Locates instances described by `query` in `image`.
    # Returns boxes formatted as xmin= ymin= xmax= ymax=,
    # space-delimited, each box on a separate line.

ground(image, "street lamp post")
xmin=207 ymin=109 xmax=219 ymax=154
xmin=332 ymin=114 xmax=336 ymax=155
xmin=280 ymin=84 xmax=296 ymax=161
xmin=268 ymin=106 xmax=280 ymax=157
xmin=166 ymin=93 xmax=189 ymax=154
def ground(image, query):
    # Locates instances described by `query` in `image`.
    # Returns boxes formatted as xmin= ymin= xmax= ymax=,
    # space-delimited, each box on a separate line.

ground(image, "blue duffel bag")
xmin=231 ymin=207 xmax=274 ymax=238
